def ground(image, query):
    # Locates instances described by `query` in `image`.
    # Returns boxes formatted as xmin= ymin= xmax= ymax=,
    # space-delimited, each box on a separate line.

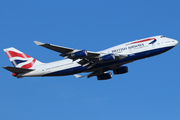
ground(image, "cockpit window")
xmin=160 ymin=36 xmax=165 ymax=38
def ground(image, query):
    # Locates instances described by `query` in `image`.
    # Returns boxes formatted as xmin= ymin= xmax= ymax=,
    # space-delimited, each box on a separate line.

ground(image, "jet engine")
xmin=99 ymin=54 xmax=115 ymax=62
xmin=113 ymin=66 xmax=128 ymax=75
xmin=70 ymin=50 xmax=88 ymax=58
xmin=97 ymin=72 xmax=112 ymax=80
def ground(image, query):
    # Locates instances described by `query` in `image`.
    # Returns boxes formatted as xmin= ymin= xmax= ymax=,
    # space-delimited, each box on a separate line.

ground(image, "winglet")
xmin=34 ymin=41 xmax=45 ymax=46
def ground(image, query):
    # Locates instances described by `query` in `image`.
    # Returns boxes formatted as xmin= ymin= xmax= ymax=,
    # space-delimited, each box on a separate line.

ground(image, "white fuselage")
xmin=18 ymin=35 xmax=178 ymax=77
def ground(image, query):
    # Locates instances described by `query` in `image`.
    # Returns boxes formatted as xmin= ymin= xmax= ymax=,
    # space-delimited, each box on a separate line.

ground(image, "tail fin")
xmin=3 ymin=47 xmax=43 ymax=69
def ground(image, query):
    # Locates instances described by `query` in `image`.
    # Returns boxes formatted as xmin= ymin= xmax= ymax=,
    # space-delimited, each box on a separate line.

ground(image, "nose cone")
xmin=174 ymin=40 xmax=178 ymax=46
xmin=172 ymin=39 xmax=178 ymax=46
xmin=166 ymin=38 xmax=178 ymax=47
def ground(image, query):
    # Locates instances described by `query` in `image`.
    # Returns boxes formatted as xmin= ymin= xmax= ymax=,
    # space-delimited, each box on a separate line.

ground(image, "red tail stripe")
xmin=6 ymin=51 xmax=31 ymax=58
xmin=21 ymin=59 xmax=36 ymax=69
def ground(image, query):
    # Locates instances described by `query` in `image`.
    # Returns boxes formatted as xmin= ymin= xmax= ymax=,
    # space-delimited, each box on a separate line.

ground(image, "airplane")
xmin=3 ymin=35 xmax=178 ymax=80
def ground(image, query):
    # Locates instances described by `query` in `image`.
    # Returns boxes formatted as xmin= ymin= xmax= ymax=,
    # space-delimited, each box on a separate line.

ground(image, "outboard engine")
xmin=71 ymin=50 xmax=88 ymax=58
xmin=97 ymin=72 xmax=112 ymax=80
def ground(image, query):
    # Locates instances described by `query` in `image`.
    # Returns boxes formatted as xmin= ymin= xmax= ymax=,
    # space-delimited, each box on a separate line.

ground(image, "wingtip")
xmin=74 ymin=74 xmax=82 ymax=78
xmin=34 ymin=41 xmax=44 ymax=46
xmin=74 ymin=74 xmax=90 ymax=78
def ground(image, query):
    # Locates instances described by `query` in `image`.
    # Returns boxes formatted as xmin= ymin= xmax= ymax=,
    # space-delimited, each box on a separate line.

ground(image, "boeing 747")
xmin=3 ymin=35 xmax=178 ymax=80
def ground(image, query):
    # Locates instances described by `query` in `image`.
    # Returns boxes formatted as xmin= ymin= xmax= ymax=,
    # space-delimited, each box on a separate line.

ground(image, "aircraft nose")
xmin=174 ymin=39 xmax=178 ymax=46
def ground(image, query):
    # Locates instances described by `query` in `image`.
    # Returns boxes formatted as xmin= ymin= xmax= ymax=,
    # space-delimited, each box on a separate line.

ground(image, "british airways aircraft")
xmin=3 ymin=35 xmax=178 ymax=80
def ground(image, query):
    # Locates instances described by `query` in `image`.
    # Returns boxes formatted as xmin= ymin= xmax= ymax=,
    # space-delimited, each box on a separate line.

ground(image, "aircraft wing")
xmin=34 ymin=41 xmax=128 ymax=69
xmin=34 ymin=41 xmax=100 ymax=59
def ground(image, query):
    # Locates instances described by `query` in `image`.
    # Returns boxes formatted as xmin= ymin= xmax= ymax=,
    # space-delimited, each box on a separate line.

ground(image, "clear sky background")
xmin=1 ymin=0 xmax=180 ymax=120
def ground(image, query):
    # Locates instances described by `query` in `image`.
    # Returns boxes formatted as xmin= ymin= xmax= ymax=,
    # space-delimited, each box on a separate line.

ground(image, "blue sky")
xmin=1 ymin=0 xmax=180 ymax=120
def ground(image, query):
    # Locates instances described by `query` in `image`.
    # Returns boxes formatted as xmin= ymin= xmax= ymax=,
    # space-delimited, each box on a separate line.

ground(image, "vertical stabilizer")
xmin=3 ymin=47 xmax=43 ymax=69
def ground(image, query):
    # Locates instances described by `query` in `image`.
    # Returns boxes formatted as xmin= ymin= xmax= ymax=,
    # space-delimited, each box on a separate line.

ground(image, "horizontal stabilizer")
xmin=3 ymin=66 xmax=34 ymax=74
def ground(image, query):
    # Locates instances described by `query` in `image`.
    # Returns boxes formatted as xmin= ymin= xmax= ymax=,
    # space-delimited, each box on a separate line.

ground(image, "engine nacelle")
xmin=113 ymin=66 xmax=128 ymax=75
xmin=97 ymin=72 xmax=112 ymax=80
xmin=99 ymin=54 xmax=115 ymax=62
xmin=71 ymin=50 xmax=88 ymax=58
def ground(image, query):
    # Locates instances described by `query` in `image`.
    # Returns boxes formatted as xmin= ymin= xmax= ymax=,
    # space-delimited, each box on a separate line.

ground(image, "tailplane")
xmin=3 ymin=47 xmax=43 ymax=69
xmin=3 ymin=66 xmax=34 ymax=77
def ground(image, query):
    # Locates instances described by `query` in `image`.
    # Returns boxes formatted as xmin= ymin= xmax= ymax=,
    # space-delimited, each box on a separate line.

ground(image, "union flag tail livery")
xmin=3 ymin=35 xmax=178 ymax=79
xmin=4 ymin=47 xmax=43 ymax=69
